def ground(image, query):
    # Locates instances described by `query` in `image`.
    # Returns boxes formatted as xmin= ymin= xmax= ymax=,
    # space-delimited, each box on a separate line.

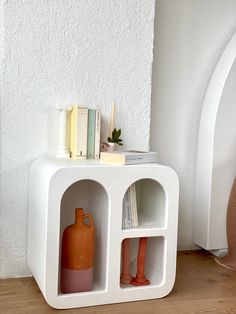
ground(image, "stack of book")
xmin=122 ymin=183 xmax=138 ymax=229
xmin=69 ymin=105 xmax=101 ymax=159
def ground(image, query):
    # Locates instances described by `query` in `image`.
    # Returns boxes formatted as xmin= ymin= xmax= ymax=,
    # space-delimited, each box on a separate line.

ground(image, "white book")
xmin=94 ymin=110 xmax=101 ymax=159
xmin=76 ymin=108 xmax=88 ymax=158
xmin=122 ymin=189 xmax=132 ymax=228
xmin=126 ymin=202 xmax=132 ymax=228
xmin=129 ymin=186 xmax=135 ymax=228
xmin=122 ymin=201 xmax=128 ymax=228
xmin=130 ymin=184 xmax=138 ymax=227
xmin=122 ymin=190 xmax=128 ymax=228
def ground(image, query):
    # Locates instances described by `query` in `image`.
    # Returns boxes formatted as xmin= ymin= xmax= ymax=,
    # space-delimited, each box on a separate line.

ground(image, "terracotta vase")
xmin=61 ymin=208 xmax=95 ymax=293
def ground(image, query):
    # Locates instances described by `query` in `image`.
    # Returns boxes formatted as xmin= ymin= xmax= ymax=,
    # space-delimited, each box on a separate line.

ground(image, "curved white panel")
xmin=194 ymin=32 xmax=236 ymax=250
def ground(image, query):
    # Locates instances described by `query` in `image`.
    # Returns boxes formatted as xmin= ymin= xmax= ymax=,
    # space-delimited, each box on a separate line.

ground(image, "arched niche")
xmin=59 ymin=179 xmax=109 ymax=293
xmin=193 ymin=32 xmax=236 ymax=251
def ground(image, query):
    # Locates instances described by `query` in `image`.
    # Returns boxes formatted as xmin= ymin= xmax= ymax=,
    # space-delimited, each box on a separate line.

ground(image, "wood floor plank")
xmin=1 ymin=250 xmax=236 ymax=313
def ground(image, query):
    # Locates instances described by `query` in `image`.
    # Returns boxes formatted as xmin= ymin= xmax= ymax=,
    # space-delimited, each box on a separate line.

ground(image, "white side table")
xmin=28 ymin=157 xmax=179 ymax=309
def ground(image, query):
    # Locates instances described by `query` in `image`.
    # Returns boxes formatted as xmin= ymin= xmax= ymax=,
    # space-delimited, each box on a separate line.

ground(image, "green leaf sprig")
xmin=107 ymin=128 xmax=123 ymax=146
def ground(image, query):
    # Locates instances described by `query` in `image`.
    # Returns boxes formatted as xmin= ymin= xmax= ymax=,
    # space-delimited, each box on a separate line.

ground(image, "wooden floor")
xmin=1 ymin=250 xmax=236 ymax=314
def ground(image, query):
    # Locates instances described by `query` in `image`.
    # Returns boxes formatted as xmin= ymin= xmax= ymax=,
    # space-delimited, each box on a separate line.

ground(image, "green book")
xmin=87 ymin=109 xmax=96 ymax=159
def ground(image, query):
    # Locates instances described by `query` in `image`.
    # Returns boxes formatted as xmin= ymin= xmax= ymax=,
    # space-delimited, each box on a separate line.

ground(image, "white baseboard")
xmin=0 ymin=257 xmax=31 ymax=279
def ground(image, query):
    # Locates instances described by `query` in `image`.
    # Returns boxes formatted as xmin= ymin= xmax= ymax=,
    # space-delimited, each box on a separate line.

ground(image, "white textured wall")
xmin=0 ymin=0 xmax=155 ymax=277
xmin=151 ymin=0 xmax=236 ymax=249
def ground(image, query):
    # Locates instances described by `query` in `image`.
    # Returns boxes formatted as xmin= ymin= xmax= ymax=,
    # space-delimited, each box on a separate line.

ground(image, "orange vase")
xmin=61 ymin=208 xmax=95 ymax=293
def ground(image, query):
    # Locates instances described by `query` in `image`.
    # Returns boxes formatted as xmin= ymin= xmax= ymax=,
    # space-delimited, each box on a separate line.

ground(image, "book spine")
xmin=129 ymin=186 xmax=135 ymax=228
xmin=76 ymin=108 xmax=88 ymax=159
xmin=125 ymin=154 xmax=158 ymax=165
xmin=130 ymin=184 xmax=138 ymax=227
xmin=69 ymin=105 xmax=77 ymax=159
xmin=126 ymin=202 xmax=132 ymax=228
xmin=87 ymin=109 xmax=96 ymax=159
xmin=94 ymin=110 xmax=101 ymax=159
xmin=69 ymin=106 xmax=88 ymax=159
xmin=122 ymin=189 xmax=132 ymax=228
xmin=134 ymin=184 xmax=138 ymax=227
xmin=122 ymin=191 xmax=128 ymax=228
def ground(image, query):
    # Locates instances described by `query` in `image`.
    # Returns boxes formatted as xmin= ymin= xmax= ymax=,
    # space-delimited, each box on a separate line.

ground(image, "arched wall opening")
xmin=193 ymin=32 xmax=236 ymax=252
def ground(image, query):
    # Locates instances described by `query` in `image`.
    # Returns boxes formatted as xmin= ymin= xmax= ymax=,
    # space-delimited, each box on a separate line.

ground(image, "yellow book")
xmin=69 ymin=105 xmax=88 ymax=159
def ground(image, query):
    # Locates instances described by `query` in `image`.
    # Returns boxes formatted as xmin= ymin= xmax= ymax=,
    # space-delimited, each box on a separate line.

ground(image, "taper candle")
xmin=109 ymin=101 xmax=116 ymax=138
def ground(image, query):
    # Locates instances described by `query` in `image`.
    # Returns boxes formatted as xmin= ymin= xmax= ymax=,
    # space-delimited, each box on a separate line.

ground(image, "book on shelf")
xmin=94 ymin=110 xmax=101 ymax=159
xmin=100 ymin=150 xmax=158 ymax=165
xmin=122 ymin=183 xmax=138 ymax=229
xmin=122 ymin=188 xmax=132 ymax=229
xmin=87 ymin=109 xmax=96 ymax=159
xmin=68 ymin=105 xmax=101 ymax=160
xmin=130 ymin=183 xmax=138 ymax=227
xmin=69 ymin=106 xmax=88 ymax=159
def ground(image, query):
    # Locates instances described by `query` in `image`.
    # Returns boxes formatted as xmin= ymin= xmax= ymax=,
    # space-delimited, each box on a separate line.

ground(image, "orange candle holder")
xmin=131 ymin=237 xmax=150 ymax=286
xmin=120 ymin=238 xmax=133 ymax=284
